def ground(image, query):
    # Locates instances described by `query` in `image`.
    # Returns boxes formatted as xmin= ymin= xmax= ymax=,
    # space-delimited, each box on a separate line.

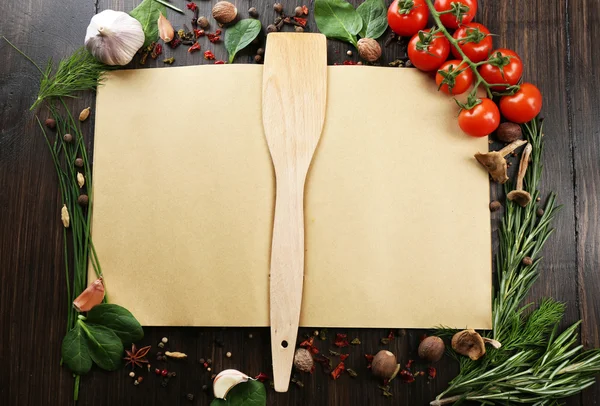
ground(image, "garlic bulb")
xmin=85 ymin=10 xmax=145 ymax=66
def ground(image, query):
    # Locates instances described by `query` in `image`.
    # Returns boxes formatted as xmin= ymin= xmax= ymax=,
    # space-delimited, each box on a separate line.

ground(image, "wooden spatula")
xmin=262 ymin=33 xmax=327 ymax=392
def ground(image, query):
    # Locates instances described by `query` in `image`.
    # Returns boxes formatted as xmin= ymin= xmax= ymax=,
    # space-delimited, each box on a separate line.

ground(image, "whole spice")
xmin=295 ymin=26 xmax=304 ymax=32
xmin=357 ymin=38 xmax=382 ymax=62
xmin=418 ymin=336 xmax=445 ymax=363
xmin=293 ymin=348 xmax=314 ymax=373
xmin=63 ymin=133 xmax=73 ymax=143
xmin=123 ymin=344 xmax=151 ymax=369
xmin=198 ymin=16 xmax=209 ymax=28
xmin=78 ymin=194 xmax=89 ymax=206
xmin=75 ymin=157 xmax=84 ymax=167
xmin=274 ymin=3 xmax=284 ymax=13
xmin=371 ymin=350 xmax=400 ymax=380
xmin=489 ymin=200 xmax=502 ymax=212
xmin=496 ymin=122 xmax=522 ymax=143
xmin=507 ymin=144 xmax=533 ymax=207
xmin=77 ymin=172 xmax=85 ymax=188
xmin=451 ymin=329 xmax=486 ymax=360
xmin=522 ymin=256 xmax=533 ymax=266
xmin=474 ymin=139 xmax=527 ymax=183
xmin=165 ymin=351 xmax=187 ymax=359
xmin=248 ymin=7 xmax=258 ymax=18
xmin=61 ymin=204 xmax=70 ymax=228
xmin=157 ymin=13 xmax=174 ymax=42
xmin=295 ymin=6 xmax=305 ymax=17
xmin=79 ymin=107 xmax=91 ymax=122
xmin=129 ymin=371 xmax=135 ymax=378
xmin=256 ymin=48 xmax=264 ymax=56
xmin=186 ymin=393 xmax=194 ymax=401
xmin=84 ymin=10 xmax=145 ymax=66
xmin=267 ymin=24 xmax=278 ymax=33
xmin=537 ymin=207 xmax=545 ymax=217
xmin=212 ymin=1 xmax=238 ymax=24
xmin=45 ymin=118 xmax=56 ymax=129
xmin=254 ymin=54 xmax=263 ymax=63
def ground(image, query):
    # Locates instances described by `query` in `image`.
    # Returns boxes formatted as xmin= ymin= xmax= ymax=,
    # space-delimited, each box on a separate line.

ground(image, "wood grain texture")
xmin=0 ymin=0 xmax=596 ymax=405
xmin=262 ymin=33 xmax=327 ymax=392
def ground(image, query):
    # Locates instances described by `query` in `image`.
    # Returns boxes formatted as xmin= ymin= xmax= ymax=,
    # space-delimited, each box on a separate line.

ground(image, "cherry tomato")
xmin=458 ymin=98 xmax=500 ymax=137
xmin=451 ymin=23 xmax=493 ymax=63
xmin=478 ymin=49 xmax=523 ymax=90
xmin=499 ymin=83 xmax=543 ymax=124
xmin=407 ymin=29 xmax=450 ymax=72
xmin=436 ymin=60 xmax=473 ymax=95
xmin=387 ymin=0 xmax=429 ymax=37
xmin=434 ymin=0 xmax=477 ymax=29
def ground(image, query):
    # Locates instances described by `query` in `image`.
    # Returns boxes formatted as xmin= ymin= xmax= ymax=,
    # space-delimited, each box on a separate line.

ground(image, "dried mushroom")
xmin=474 ymin=139 xmax=527 ymax=183
xmin=451 ymin=329 xmax=486 ymax=360
xmin=507 ymin=144 xmax=533 ymax=207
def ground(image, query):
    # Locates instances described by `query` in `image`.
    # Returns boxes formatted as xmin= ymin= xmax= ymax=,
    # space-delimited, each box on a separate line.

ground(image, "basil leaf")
xmin=357 ymin=0 xmax=388 ymax=39
xmin=81 ymin=322 xmax=124 ymax=371
xmin=225 ymin=19 xmax=262 ymax=64
xmin=130 ymin=0 xmax=167 ymax=47
xmin=85 ymin=303 xmax=144 ymax=345
xmin=210 ymin=380 xmax=266 ymax=406
xmin=61 ymin=323 xmax=92 ymax=375
xmin=315 ymin=0 xmax=362 ymax=48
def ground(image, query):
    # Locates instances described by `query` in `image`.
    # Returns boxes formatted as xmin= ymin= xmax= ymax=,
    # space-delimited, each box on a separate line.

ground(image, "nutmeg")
xmin=357 ymin=38 xmax=382 ymax=62
xmin=293 ymin=348 xmax=313 ymax=373
xmin=212 ymin=1 xmax=237 ymax=24
xmin=371 ymin=350 xmax=400 ymax=380
xmin=418 ymin=336 xmax=445 ymax=363
xmin=496 ymin=122 xmax=522 ymax=143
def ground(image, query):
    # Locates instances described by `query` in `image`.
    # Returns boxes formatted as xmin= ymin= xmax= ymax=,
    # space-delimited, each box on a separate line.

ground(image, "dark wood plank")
xmin=568 ymin=0 xmax=600 ymax=404
xmin=0 ymin=0 xmax=587 ymax=405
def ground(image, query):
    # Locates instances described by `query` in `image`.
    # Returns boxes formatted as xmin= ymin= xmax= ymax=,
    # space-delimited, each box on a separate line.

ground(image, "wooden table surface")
xmin=1 ymin=0 xmax=598 ymax=405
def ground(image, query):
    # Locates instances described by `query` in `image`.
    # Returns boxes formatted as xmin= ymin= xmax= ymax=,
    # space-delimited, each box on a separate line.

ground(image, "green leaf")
xmin=225 ymin=19 xmax=262 ymax=64
xmin=314 ymin=0 xmax=362 ymax=48
xmin=85 ymin=303 xmax=144 ymax=345
xmin=61 ymin=323 xmax=93 ymax=375
xmin=357 ymin=0 xmax=388 ymax=39
xmin=210 ymin=380 xmax=266 ymax=406
xmin=130 ymin=0 xmax=167 ymax=47
xmin=80 ymin=321 xmax=124 ymax=371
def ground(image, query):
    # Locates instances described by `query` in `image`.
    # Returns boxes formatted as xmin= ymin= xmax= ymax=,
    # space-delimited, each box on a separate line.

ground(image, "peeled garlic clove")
xmin=213 ymin=369 xmax=250 ymax=399
xmin=85 ymin=10 xmax=145 ymax=66
xmin=158 ymin=13 xmax=174 ymax=43
xmin=73 ymin=277 xmax=105 ymax=312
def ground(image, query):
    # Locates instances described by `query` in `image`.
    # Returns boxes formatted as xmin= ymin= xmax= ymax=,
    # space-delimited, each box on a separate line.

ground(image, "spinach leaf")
xmin=315 ymin=0 xmax=363 ymax=48
xmin=80 ymin=322 xmax=124 ymax=371
xmin=130 ymin=0 xmax=167 ymax=47
xmin=86 ymin=303 xmax=144 ymax=345
xmin=61 ymin=323 xmax=92 ymax=375
xmin=225 ymin=19 xmax=262 ymax=64
xmin=210 ymin=380 xmax=266 ymax=406
xmin=357 ymin=0 xmax=388 ymax=39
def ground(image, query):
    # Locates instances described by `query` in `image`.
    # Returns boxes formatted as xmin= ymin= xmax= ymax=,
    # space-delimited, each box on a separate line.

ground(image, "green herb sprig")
xmin=432 ymin=120 xmax=600 ymax=405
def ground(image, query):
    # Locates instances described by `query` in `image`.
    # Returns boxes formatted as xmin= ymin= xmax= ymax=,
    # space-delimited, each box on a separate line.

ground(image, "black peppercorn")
xmin=248 ymin=7 xmax=258 ymax=18
xmin=295 ymin=6 xmax=304 ymax=17
xmin=267 ymin=24 xmax=278 ymax=33
xmin=201 ymin=384 xmax=209 ymax=392
xmin=273 ymin=3 xmax=283 ymax=13
xmin=161 ymin=380 xmax=168 ymax=388
xmin=74 ymin=158 xmax=84 ymax=168
xmin=186 ymin=393 xmax=194 ymax=401
xmin=63 ymin=133 xmax=73 ymax=143
xmin=294 ymin=26 xmax=304 ymax=32
xmin=537 ymin=208 xmax=544 ymax=217
xmin=78 ymin=194 xmax=89 ymax=206
xmin=257 ymin=48 xmax=265 ymax=56
xmin=207 ymin=358 xmax=212 ymax=364
xmin=254 ymin=54 xmax=263 ymax=63
xmin=45 ymin=118 xmax=56 ymax=129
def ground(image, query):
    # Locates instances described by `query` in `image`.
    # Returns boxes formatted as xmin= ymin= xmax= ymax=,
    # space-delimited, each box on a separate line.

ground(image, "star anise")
xmin=124 ymin=344 xmax=151 ymax=369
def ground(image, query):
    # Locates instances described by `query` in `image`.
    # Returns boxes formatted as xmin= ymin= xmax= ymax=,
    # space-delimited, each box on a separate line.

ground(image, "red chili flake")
xmin=293 ymin=17 xmax=308 ymax=27
xmin=194 ymin=29 xmax=205 ymax=38
xmin=188 ymin=42 xmax=201 ymax=53
xmin=334 ymin=333 xmax=349 ymax=348
xmin=186 ymin=2 xmax=197 ymax=11
xmin=399 ymin=369 xmax=415 ymax=383
xmin=300 ymin=337 xmax=314 ymax=348
xmin=365 ymin=354 xmax=374 ymax=368
xmin=207 ymin=32 xmax=221 ymax=43
xmin=255 ymin=372 xmax=269 ymax=382
xmin=214 ymin=60 xmax=225 ymax=64
xmin=339 ymin=354 xmax=349 ymax=361
xmin=151 ymin=43 xmax=163 ymax=59
xmin=342 ymin=60 xmax=357 ymax=65
xmin=215 ymin=29 xmax=222 ymax=35
xmin=204 ymin=50 xmax=215 ymax=60
xmin=302 ymin=5 xmax=309 ymax=14
xmin=405 ymin=359 xmax=414 ymax=370
xmin=168 ymin=37 xmax=182 ymax=49
xmin=331 ymin=362 xmax=345 ymax=380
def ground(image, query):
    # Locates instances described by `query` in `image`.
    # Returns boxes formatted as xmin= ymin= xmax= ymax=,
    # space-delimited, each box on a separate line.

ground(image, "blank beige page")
xmin=92 ymin=64 xmax=492 ymax=329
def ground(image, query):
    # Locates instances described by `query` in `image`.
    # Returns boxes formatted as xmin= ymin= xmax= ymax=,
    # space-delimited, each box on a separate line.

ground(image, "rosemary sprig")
xmin=432 ymin=120 xmax=600 ymax=405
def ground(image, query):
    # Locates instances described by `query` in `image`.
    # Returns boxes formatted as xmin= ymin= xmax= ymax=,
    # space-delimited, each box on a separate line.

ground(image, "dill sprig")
xmin=432 ymin=120 xmax=600 ymax=405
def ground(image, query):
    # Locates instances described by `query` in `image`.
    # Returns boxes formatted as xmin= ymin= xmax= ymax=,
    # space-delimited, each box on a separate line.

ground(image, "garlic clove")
xmin=73 ymin=277 xmax=105 ymax=312
xmin=158 ymin=13 xmax=174 ymax=43
xmin=85 ymin=10 xmax=145 ymax=66
xmin=213 ymin=369 xmax=251 ymax=399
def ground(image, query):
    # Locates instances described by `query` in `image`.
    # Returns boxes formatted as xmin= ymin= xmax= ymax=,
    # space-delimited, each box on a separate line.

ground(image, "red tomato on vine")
xmin=499 ymin=83 xmax=543 ymax=123
xmin=478 ymin=49 xmax=523 ymax=90
xmin=387 ymin=0 xmax=429 ymax=37
xmin=458 ymin=98 xmax=500 ymax=137
xmin=407 ymin=28 xmax=450 ymax=71
xmin=451 ymin=23 xmax=493 ymax=63
xmin=436 ymin=60 xmax=473 ymax=95
xmin=434 ymin=0 xmax=478 ymax=29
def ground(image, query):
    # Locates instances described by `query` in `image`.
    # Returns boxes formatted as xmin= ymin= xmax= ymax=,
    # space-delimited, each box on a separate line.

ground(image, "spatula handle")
xmin=270 ymin=179 xmax=305 ymax=391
